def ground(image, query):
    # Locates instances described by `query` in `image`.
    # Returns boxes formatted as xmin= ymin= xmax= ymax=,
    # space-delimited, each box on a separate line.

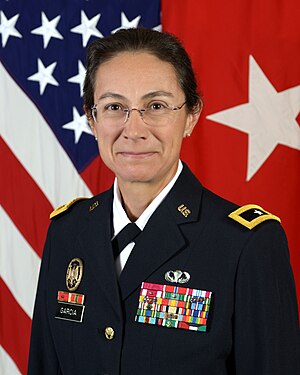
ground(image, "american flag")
xmin=1 ymin=0 xmax=299 ymax=373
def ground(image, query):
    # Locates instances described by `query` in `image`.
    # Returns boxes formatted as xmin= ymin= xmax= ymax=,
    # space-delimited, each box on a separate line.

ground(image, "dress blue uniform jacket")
xmin=28 ymin=163 xmax=300 ymax=375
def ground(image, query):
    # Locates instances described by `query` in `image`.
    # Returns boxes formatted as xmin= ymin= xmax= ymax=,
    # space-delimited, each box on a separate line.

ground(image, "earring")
xmin=95 ymin=137 xmax=98 ymax=141
xmin=185 ymin=133 xmax=190 ymax=138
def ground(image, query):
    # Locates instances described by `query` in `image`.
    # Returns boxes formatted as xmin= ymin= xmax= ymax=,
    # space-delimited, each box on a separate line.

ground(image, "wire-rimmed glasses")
xmin=91 ymin=101 xmax=186 ymax=127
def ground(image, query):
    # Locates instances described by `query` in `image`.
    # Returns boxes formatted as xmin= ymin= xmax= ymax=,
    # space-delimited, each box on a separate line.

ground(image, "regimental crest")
xmin=165 ymin=270 xmax=190 ymax=284
xmin=66 ymin=258 xmax=83 ymax=291
xmin=229 ymin=204 xmax=281 ymax=230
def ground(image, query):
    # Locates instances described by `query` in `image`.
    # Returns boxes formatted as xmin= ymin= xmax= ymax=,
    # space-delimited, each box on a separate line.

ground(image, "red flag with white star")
xmin=162 ymin=1 xmax=300 ymax=305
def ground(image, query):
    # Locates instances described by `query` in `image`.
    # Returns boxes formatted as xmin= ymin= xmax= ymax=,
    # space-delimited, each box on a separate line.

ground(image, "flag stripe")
xmin=80 ymin=155 xmax=115 ymax=195
xmin=0 ymin=63 xmax=92 ymax=208
xmin=0 ymin=278 xmax=31 ymax=375
xmin=1 ymin=138 xmax=51 ymax=256
xmin=0 ymin=206 xmax=40 ymax=318
xmin=0 ymin=345 xmax=22 ymax=375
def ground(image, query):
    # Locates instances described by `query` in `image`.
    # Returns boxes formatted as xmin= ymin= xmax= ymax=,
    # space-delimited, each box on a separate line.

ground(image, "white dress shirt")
xmin=112 ymin=161 xmax=183 ymax=275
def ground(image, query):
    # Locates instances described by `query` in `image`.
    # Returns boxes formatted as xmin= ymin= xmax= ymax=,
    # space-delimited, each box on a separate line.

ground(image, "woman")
xmin=28 ymin=28 xmax=300 ymax=375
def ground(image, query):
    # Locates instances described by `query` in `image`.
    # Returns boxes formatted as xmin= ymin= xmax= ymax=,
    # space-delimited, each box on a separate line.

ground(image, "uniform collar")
xmin=112 ymin=161 xmax=183 ymax=237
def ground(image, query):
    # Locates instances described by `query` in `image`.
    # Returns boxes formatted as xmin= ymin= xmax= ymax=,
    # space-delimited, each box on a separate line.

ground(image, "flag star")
xmin=0 ymin=11 xmax=22 ymax=47
xmin=31 ymin=12 xmax=63 ymax=48
xmin=207 ymin=55 xmax=300 ymax=181
xmin=62 ymin=107 xmax=93 ymax=144
xmin=27 ymin=58 xmax=59 ymax=95
xmin=111 ymin=12 xmax=141 ymax=34
xmin=67 ymin=60 xmax=86 ymax=97
xmin=71 ymin=10 xmax=103 ymax=47
xmin=153 ymin=24 xmax=162 ymax=32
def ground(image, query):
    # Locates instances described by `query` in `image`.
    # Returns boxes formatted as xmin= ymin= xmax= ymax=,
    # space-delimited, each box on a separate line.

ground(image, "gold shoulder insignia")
xmin=50 ymin=198 xmax=88 ymax=219
xmin=228 ymin=204 xmax=281 ymax=230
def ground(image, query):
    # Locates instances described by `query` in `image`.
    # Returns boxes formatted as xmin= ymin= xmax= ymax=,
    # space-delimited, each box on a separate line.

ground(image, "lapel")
xmin=76 ymin=189 xmax=122 ymax=318
xmin=118 ymin=163 xmax=203 ymax=301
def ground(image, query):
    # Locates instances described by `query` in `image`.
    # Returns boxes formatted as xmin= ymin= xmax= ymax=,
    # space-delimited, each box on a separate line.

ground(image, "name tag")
xmin=55 ymin=302 xmax=85 ymax=323
xmin=135 ymin=282 xmax=212 ymax=332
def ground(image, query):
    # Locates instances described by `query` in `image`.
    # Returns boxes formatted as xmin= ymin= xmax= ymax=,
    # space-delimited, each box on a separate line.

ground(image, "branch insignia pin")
xmin=66 ymin=258 xmax=83 ymax=292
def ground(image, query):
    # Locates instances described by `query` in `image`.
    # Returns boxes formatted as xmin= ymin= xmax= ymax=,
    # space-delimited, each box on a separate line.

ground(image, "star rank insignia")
xmin=229 ymin=204 xmax=281 ymax=229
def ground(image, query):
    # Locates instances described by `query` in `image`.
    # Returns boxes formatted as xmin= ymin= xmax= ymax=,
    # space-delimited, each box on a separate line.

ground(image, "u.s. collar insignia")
xmin=165 ymin=270 xmax=190 ymax=284
xmin=178 ymin=204 xmax=191 ymax=218
xmin=66 ymin=258 xmax=83 ymax=291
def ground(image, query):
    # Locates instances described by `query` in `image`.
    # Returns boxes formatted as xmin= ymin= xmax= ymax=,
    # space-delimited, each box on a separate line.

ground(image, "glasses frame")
xmin=91 ymin=101 xmax=186 ymax=126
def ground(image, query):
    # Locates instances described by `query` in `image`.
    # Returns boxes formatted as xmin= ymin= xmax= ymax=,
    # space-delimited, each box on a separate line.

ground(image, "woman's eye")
xmin=105 ymin=104 xmax=123 ymax=111
xmin=149 ymin=102 xmax=167 ymax=111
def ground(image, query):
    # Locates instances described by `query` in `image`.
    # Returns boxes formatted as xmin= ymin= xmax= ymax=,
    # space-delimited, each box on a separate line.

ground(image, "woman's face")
xmin=89 ymin=52 xmax=199 ymax=189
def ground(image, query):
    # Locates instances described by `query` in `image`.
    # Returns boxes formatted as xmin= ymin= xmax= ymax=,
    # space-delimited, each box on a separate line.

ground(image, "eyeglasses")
xmin=91 ymin=101 xmax=186 ymax=127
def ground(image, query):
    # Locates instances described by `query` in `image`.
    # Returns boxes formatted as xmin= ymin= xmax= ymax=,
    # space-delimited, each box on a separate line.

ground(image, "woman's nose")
xmin=122 ymin=109 xmax=147 ymax=139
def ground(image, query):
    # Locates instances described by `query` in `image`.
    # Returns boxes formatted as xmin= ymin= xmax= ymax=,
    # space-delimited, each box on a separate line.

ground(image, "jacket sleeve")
xmin=233 ymin=222 xmax=300 ymax=374
xmin=27 ymin=223 xmax=62 ymax=375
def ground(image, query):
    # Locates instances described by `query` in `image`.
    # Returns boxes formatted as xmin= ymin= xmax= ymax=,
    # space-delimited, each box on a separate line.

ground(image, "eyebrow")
xmin=142 ymin=91 xmax=174 ymax=100
xmin=97 ymin=92 xmax=125 ymax=101
xmin=97 ymin=91 xmax=174 ymax=102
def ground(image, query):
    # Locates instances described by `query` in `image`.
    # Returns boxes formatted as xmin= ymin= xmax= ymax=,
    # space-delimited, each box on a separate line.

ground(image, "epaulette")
xmin=228 ymin=204 xmax=281 ymax=229
xmin=50 ymin=198 xmax=88 ymax=219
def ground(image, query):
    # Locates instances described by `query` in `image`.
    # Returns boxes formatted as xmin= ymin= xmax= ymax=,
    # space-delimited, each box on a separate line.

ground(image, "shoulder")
xmin=228 ymin=203 xmax=281 ymax=230
xmin=202 ymin=188 xmax=282 ymax=232
xmin=179 ymin=164 xmax=282 ymax=232
xmin=49 ymin=189 xmax=112 ymax=221
xmin=50 ymin=197 xmax=88 ymax=219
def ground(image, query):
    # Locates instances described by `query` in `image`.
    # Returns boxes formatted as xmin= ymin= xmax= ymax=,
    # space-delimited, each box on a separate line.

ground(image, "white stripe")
xmin=0 ymin=206 xmax=41 ymax=319
xmin=0 ymin=63 xmax=92 ymax=208
xmin=0 ymin=345 xmax=22 ymax=375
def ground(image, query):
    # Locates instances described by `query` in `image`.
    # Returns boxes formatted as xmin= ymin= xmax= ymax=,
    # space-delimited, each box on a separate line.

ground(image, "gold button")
xmin=104 ymin=326 xmax=115 ymax=340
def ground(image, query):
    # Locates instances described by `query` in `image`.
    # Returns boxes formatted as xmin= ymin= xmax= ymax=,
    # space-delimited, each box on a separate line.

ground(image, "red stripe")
xmin=0 ymin=278 xmax=32 ymax=375
xmin=0 ymin=138 xmax=52 ymax=257
xmin=80 ymin=155 xmax=114 ymax=195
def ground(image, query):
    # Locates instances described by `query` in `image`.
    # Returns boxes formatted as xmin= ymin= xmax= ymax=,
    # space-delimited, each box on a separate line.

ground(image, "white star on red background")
xmin=207 ymin=55 xmax=300 ymax=181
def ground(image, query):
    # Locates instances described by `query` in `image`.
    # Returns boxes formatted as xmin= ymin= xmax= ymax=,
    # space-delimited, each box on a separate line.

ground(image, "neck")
xmin=117 ymin=177 xmax=173 ymax=222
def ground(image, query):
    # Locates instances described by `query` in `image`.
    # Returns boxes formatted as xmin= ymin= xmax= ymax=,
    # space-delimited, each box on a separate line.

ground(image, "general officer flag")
xmin=162 ymin=0 xmax=300 ymax=312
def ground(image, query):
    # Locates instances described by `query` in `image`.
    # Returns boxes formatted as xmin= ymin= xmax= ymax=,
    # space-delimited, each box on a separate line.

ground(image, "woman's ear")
xmin=184 ymin=101 xmax=203 ymax=137
xmin=84 ymin=105 xmax=97 ymax=139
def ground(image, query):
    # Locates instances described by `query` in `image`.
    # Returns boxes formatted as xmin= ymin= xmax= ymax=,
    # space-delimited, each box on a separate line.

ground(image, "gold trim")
xmin=50 ymin=197 xmax=87 ymax=219
xmin=228 ymin=204 xmax=281 ymax=230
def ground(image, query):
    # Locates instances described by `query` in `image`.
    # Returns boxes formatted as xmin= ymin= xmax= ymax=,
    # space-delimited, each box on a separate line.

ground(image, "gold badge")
xmin=177 ymin=204 xmax=191 ymax=218
xmin=104 ymin=326 xmax=115 ymax=340
xmin=66 ymin=258 xmax=83 ymax=291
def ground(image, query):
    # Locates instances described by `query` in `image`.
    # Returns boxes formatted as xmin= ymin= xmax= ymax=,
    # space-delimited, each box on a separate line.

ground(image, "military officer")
xmin=28 ymin=28 xmax=300 ymax=375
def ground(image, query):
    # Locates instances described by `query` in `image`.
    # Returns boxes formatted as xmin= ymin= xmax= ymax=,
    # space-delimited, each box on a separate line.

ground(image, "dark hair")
xmin=83 ymin=28 xmax=201 ymax=117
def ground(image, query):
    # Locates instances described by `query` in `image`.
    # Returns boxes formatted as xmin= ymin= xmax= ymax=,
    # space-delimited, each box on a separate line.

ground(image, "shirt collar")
xmin=112 ymin=160 xmax=183 ymax=237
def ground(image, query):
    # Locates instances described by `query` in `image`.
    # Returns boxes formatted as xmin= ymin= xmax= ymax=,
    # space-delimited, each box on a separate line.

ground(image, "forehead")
xmin=93 ymin=52 xmax=183 ymax=100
